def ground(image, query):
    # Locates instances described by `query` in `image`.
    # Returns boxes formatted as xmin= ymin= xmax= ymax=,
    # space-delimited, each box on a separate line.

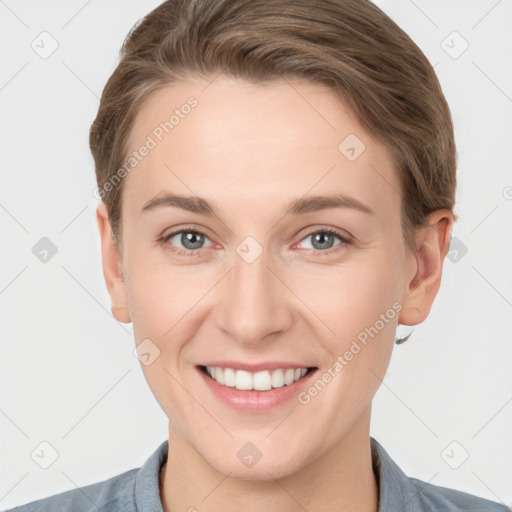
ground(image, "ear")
xmin=96 ymin=202 xmax=131 ymax=324
xmin=398 ymin=209 xmax=454 ymax=326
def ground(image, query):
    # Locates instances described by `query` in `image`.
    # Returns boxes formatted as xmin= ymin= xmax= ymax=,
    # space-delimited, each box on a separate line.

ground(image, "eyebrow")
xmin=142 ymin=194 xmax=215 ymax=215
xmin=141 ymin=192 xmax=375 ymax=216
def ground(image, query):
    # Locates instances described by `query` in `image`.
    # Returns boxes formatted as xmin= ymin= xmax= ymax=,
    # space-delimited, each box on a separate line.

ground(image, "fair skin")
xmin=97 ymin=76 xmax=453 ymax=512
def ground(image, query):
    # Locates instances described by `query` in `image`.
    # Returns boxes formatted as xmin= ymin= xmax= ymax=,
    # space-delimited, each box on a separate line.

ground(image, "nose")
xmin=214 ymin=246 xmax=293 ymax=346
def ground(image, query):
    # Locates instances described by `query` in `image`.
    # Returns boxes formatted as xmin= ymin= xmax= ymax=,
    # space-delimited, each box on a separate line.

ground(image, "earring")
xmin=395 ymin=329 xmax=414 ymax=345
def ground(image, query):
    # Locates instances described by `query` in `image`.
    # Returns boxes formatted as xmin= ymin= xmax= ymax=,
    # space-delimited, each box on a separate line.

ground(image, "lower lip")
xmin=197 ymin=366 xmax=318 ymax=412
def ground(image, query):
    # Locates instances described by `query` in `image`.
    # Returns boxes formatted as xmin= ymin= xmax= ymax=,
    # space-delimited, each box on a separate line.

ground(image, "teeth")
xmin=205 ymin=366 xmax=309 ymax=391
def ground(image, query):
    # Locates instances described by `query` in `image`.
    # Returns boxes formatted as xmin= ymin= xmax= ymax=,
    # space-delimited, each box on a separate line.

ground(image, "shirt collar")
xmin=134 ymin=439 xmax=168 ymax=512
xmin=371 ymin=436 xmax=423 ymax=511
xmin=134 ymin=437 xmax=420 ymax=512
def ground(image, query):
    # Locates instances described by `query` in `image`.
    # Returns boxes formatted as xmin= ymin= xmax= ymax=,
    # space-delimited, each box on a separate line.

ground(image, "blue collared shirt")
xmin=3 ymin=437 xmax=509 ymax=511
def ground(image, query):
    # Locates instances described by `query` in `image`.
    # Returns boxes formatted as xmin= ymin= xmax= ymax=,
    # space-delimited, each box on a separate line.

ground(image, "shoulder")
xmin=1 ymin=468 xmax=138 ymax=512
xmin=370 ymin=437 xmax=510 ymax=512
xmin=409 ymin=476 xmax=511 ymax=512
xmin=3 ymin=439 xmax=168 ymax=512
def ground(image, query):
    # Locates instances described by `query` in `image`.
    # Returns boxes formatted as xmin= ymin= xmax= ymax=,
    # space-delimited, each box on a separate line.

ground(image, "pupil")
xmin=182 ymin=232 xmax=204 ymax=249
xmin=312 ymin=232 xmax=333 ymax=250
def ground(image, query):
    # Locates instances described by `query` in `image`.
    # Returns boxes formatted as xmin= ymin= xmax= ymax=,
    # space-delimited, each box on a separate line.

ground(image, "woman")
xmin=5 ymin=0 xmax=509 ymax=510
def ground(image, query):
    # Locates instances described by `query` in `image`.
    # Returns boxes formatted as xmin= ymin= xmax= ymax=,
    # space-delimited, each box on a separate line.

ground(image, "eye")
xmin=297 ymin=228 xmax=352 ymax=252
xmin=162 ymin=229 xmax=213 ymax=255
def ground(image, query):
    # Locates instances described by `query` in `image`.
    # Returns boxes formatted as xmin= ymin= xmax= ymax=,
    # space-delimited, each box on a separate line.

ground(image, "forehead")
xmin=122 ymin=76 xmax=402 ymax=222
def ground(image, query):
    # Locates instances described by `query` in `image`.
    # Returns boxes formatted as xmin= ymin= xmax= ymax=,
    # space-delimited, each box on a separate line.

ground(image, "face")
xmin=98 ymin=75 xmax=449 ymax=480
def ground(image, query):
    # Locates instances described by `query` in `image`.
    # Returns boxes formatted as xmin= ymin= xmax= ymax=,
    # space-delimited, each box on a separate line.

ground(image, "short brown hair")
xmin=89 ymin=0 xmax=457 ymax=252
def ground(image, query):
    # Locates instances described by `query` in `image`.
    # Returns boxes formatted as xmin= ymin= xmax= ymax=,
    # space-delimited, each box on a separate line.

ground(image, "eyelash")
xmin=158 ymin=226 xmax=352 ymax=257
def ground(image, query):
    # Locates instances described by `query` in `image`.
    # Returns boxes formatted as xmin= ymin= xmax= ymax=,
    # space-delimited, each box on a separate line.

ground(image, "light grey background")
xmin=1 ymin=0 xmax=511 ymax=509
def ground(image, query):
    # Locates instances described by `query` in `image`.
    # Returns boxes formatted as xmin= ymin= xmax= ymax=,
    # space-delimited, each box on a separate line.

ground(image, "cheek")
xmin=125 ymin=259 xmax=211 ymax=416
xmin=123 ymin=239 xmax=209 ymax=332
xmin=288 ymin=253 xmax=403 ymax=347
xmin=128 ymin=273 xmax=203 ymax=344
xmin=295 ymin=262 xmax=400 ymax=426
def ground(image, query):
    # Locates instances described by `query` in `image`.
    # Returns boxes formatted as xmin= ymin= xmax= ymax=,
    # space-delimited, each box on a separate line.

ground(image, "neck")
xmin=159 ymin=406 xmax=379 ymax=512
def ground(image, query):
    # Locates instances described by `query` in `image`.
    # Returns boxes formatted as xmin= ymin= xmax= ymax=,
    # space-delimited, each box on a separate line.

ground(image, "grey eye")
xmin=168 ymin=231 xmax=211 ymax=250
xmin=300 ymin=231 xmax=342 ymax=251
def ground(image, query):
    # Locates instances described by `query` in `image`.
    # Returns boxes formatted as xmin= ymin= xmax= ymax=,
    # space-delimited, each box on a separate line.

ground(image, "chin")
xmin=205 ymin=445 xmax=309 ymax=482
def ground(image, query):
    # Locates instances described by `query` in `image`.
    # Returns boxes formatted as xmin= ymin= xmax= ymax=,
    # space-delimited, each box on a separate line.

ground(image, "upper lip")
xmin=198 ymin=361 xmax=316 ymax=372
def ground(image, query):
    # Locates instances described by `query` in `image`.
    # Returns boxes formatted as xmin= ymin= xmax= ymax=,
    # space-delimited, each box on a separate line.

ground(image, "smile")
xmin=201 ymin=365 xmax=313 ymax=391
